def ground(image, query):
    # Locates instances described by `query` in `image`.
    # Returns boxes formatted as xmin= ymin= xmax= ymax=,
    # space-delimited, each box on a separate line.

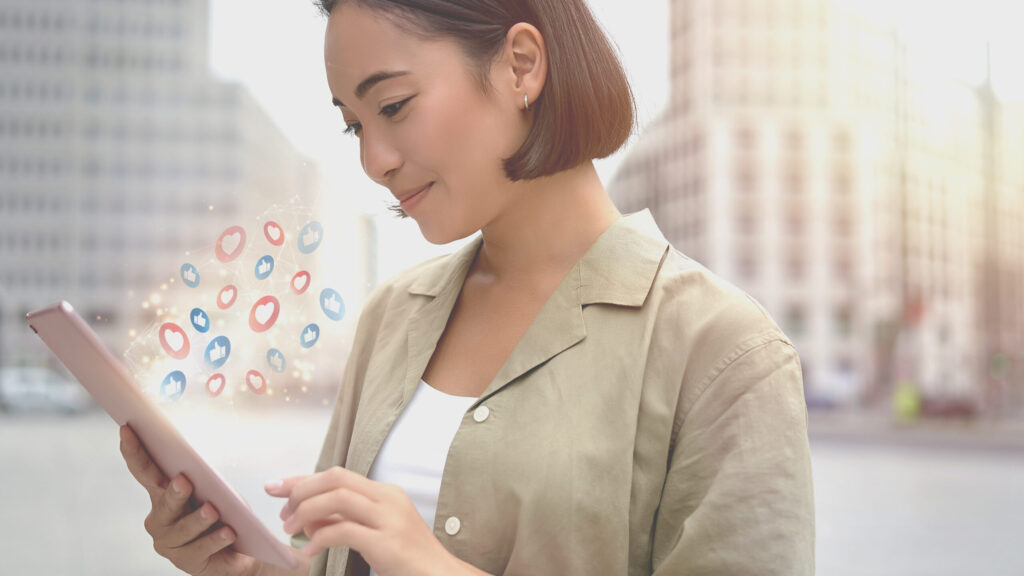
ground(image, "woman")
xmin=118 ymin=1 xmax=815 ymax=575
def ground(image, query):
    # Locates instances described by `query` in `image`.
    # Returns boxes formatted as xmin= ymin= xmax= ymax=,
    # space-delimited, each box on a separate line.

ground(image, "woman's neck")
xmin=471 ymin=161 xmax=622 ymax=291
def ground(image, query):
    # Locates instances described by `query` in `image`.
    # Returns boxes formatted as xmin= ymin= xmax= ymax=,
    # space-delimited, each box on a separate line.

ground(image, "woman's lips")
xmin=400 ymin=182 xmax=433 ymax=209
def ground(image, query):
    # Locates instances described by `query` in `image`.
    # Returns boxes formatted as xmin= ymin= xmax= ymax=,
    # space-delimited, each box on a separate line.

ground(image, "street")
xmin=2 ymin=408 xmax=1023 ymax=575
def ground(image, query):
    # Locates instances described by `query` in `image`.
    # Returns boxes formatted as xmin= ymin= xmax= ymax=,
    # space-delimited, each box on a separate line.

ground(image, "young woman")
xmin=119 ymin=1 xmax=815 ymax=575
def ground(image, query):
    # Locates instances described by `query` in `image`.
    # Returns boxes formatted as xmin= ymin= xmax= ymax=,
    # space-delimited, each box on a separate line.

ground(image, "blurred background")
xmin=2 ymin=0 xmax=1023 ymax=574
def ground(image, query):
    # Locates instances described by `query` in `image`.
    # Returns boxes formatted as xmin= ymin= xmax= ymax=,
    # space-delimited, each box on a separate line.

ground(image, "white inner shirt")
xmin=366 ymin=379 xmax=478 ymax=576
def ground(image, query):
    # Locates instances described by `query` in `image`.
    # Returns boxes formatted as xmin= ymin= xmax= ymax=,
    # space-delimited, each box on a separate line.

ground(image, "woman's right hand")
xmin=118 ymin=423 xmax=262 ymax=576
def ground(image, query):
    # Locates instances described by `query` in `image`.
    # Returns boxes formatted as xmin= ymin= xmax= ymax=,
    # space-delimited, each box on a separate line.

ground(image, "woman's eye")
xmin=380 ymin=96 xmax=413 ymax=118
xmin=343 ymin=122 xmax=362 ymax=137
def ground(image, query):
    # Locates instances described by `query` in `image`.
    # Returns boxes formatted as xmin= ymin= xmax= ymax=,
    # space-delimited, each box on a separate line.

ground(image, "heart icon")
xmin=217 ymin=285 xmax=238 ymax=310
xmin=291 ymin=271 xmax=310 ymax=295
xmin=215 ymin=225 xmax=246 ymax=263
xmin=206 ymin=373 xmax=226 ymax=397
xmin=164 ymin=328 xmax=183 ymax=352
xmin=255 ymin=302 xmax=274 ymax=325
xmin=264 ymin=221 xmax=284 ymax=246
xmin=248 ymin=295 xmax=280 ymax=333
xmin=246 ymin=370 xmax=267 ymax=394
xmin=158 ymin=322 xmax=190 ymax=360
xmin=221 ymin=232 xmax=241 ymax=255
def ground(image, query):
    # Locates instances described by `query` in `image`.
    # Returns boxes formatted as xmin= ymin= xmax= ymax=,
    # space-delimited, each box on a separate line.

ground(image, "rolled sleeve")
xmin=652 ymin=338 xmax=816 ymax=575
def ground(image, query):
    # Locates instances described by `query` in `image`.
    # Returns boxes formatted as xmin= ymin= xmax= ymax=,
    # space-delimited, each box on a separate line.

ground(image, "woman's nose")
xmin=360 ymin=129 xmax=402 ymax=183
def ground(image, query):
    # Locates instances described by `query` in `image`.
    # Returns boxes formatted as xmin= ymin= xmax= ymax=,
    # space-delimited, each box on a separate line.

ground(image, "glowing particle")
xmin=142 ymin=302 xmax=150 ymax=309
xmin=209 ymin=205 xmax=214 ymax=211
xmin=301 ymin=386 xmax=308 ymax=393
xmin=150 ymin=293 xmax=161 ymax=305
xmin=161 ymin=284 xmax=168 ymax=291
xmin=128 ymin=329 xmax=137 ymax=337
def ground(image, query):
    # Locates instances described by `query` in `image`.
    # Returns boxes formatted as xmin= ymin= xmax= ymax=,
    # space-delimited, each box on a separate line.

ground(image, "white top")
xmin=366 ymin=379 xmax=478 ymax=576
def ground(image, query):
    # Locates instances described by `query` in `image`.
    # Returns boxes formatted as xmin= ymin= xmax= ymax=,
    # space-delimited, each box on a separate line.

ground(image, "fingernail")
xmin=171 ymin=479 xmax=182 ymax=494
xmin=283 ymin=513 xmax=295 ymax=530
xmin=279 ymin=503 xmax=292 ymax=520
xmin=265 ymin=479 xmax=282 ymax=491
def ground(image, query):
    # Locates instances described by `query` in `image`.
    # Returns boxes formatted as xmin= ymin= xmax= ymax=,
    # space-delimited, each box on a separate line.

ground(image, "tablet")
xmin=25 ymin=301 xmax=300 ymax=571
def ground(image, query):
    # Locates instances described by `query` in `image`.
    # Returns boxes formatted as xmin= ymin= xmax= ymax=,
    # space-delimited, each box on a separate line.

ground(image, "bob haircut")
xmin=317 ymin=0 xmax=637 ymax=182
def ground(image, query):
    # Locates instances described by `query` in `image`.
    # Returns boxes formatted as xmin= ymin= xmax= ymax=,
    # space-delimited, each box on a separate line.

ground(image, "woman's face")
xmin=324 ymin=2 xmax=531 ymax=244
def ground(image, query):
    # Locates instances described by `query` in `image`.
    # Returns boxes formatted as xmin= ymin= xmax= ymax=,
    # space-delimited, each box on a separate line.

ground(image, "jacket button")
xmin=444 ymin=516 xmax=461 ymax=535
xmin=472 ymin=405 xmax=490 ymax=423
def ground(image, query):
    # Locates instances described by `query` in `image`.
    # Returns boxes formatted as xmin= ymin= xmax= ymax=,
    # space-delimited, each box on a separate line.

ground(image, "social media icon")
xmin=267 ymin=348 xmax=286 ymax=373
xmin=206 ymin=373 xmax=226 ymax=397
xmin=215 ymin=225 xmax=246 ymax=263
xmin=205 ymin=335 xmax=231 ymax=369
xmin=217 ymin=285 xmax=238 ymax=310
xmin=246 ymin=369 xmax=267 ymax=395
xmin=264 ymin=221 xmax=284 ymax=246
xmin=180 ymin=263 xmax=200 ymax=288
xmin=320 ymin=288 xmax=345 ymax=321
xmin=298 ymin=221 xmax=323 ymax=254
xmin=190 ymin=307 xmax=210 ymax=333
xmin=158 ymin=322 xmax=190 ymax=360
xmin=291 ymin=271 xmax=311 ymax=295
xmin=300 ymin=323 xmax=320 ymax=349
xmin=249 ymin=295 xmax=280 ymax=333
xmin=161 ymin=370 xmax=187 ymax=401
xmin=254 ymin=255 xmax=275 ymax=280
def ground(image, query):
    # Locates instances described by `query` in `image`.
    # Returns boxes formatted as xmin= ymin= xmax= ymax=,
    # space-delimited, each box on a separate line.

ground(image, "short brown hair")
xmin=316 ymin=0 xmax=637 ymax=182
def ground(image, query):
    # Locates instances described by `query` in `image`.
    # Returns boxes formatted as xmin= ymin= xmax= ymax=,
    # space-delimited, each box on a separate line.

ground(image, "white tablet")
xmin=25 ymin=301 xmax=299 ymax=571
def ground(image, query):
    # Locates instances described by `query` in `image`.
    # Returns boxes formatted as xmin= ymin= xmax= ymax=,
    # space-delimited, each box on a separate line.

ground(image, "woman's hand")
xmin=118 ymin=424 xmax=262 ymax=576
xmin=265 ymin=466 xmax=461 ymax=576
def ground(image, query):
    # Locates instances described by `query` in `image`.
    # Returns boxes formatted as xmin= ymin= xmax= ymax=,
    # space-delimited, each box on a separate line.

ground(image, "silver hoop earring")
xmin=524 ymin=93 xmax=530 ymax=111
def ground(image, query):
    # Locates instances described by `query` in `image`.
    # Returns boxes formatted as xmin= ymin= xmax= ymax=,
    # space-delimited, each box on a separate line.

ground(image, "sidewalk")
xmin=807 ymin=408 xmax=1024 ymax=453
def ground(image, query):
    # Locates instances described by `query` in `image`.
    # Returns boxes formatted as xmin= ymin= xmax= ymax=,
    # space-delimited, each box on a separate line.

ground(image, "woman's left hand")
xmin=265 ymin=466 xmax=460 ymax=576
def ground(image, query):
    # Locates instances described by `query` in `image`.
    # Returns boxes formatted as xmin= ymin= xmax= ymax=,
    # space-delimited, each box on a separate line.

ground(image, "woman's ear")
xmin=503 ymin=22 xmax=547 ymax=109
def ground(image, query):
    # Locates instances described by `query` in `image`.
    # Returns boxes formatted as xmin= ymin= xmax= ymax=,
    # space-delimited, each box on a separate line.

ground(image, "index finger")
xmin=282 ymin=467 xmax=382 ymax=513
xmin=118 ymin=424 xmax=169 ymax=498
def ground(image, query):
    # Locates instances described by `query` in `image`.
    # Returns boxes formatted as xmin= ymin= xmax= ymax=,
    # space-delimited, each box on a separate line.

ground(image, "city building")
xmin=609 ymin=0 xmax=1024 ymax=415
xmin=0 ymin=0 xmax=363 ymax=394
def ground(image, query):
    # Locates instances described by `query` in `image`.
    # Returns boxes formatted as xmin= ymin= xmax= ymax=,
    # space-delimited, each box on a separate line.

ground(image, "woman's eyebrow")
xmin=331 ymin=70 xmax=411 ymax=107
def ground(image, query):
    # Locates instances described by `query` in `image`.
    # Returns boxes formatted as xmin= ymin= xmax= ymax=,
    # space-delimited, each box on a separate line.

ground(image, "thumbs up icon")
xmin=267 ymin=348 xmax=286 ymax=373
xmin=180 ymin=263 xmax=200 ymax=287
xmin=303 ymin=229 xmax=319 ymax=247
xmin=319 ymin=288 xmax=345 ymax=321
xmin=209 ymin=342 xmax=226 ymax=362
xmin=193 ymin=313 xmax=206 ymax=328
xmin=160 ymin=370 xmax=187 ymax=401
xmin=300 ymin=323 xmax=320 ymax=349
xmin=254 ymin=255 xmax=274 ymax=280
xmin=298 ymin=222 xmax=324 ymax=254
xmin=205 ymin=335 xmax=231 ymax=369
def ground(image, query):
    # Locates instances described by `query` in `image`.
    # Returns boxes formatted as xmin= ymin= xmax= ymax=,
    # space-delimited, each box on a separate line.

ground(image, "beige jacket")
xmin=292 ymin=209 xmax=815 ymax=575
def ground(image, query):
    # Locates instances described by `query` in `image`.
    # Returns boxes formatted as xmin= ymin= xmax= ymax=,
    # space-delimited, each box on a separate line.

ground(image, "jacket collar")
xmin=408 ymin=208 xmax=670 ymax=307
xmin=397 ymin=209 xmax=671 ymax=408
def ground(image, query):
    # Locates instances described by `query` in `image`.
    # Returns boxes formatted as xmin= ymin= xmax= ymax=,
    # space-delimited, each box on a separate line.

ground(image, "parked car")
xmin=0 ymin=366 xmax=93 ymax=414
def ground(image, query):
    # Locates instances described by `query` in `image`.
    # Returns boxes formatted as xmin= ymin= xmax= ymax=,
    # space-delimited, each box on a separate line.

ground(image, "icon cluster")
xmin=156 ymin=220 xmax=344 ymax=401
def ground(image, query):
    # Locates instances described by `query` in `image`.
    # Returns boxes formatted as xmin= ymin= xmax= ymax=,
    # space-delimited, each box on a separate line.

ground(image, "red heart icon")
xmin=158 ymin=322 xmax=190 ymax=360
xmin=249 ymin=295 xmax=280 ymax=333
xmin=215 ymin=225 xmax=246 ymax=263
xmin=206 ymin=373 xmax=226 ymax=397
xmin=291 ymin=271 xmax=311 ymax=295
xmin=264 ymin=221 xmax=284 ymax=246
xmin=246 ymin=369 xmax=267 ymax=394
xmin=217 ymin=284 xmax=238 ymax=310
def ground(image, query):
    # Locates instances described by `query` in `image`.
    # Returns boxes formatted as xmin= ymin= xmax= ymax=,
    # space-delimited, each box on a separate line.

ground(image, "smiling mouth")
xmin=400 ymin=182 xmax=433 ymax=206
